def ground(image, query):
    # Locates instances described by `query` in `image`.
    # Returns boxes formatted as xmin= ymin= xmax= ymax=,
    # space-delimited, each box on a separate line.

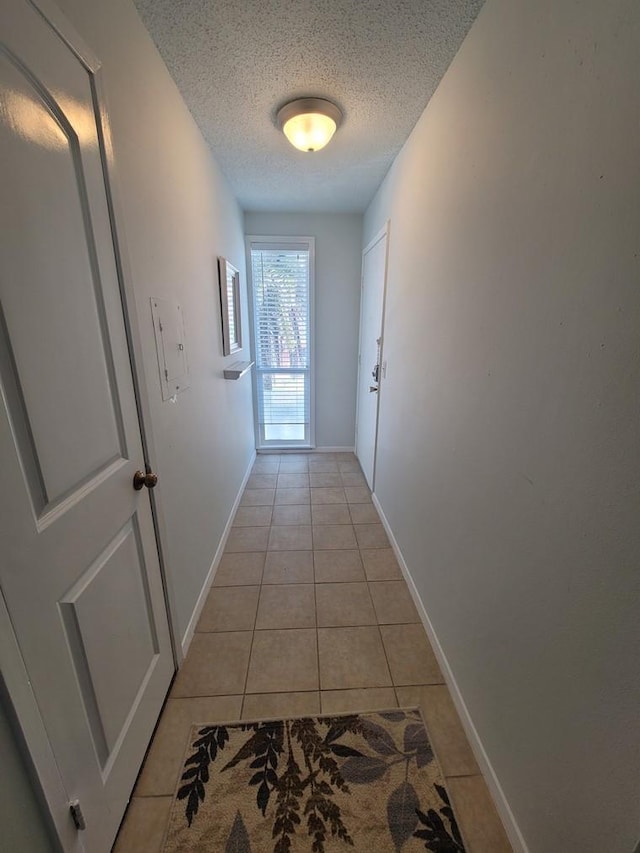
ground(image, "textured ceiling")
xmin=134 ymin=0 xmax=485 ymax=212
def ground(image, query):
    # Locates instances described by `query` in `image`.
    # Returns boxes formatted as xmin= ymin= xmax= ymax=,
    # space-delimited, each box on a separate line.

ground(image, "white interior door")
xmin=355 ymin=226 xmax=389 ymax=489
xmin=0 ymin=2 xmax=174 ymax=850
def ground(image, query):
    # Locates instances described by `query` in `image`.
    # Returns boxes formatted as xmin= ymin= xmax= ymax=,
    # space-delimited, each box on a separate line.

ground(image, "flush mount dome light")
xmin=276 ymin=98 xmax=342 ymax=152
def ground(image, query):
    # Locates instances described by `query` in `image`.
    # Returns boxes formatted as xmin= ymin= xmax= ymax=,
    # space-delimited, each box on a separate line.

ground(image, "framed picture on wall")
xmin=218 ymin=256 xmax=242 ymax=356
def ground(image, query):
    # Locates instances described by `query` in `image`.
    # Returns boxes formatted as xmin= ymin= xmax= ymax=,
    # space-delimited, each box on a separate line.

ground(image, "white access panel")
xmin=150 ymin=297 xmax=189 ymax=400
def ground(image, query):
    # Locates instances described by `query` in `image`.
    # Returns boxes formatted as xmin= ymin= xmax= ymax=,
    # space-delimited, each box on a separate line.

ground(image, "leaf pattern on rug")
xmin=176 ymin=725 xmax=229 ymax=826
xmin=225 ymin=811 xmax=251 ymax=852
xmin=413 ymin=783 xmax=465 ymax=852
xmin=170 ymin=711 xmax=466 ymax=853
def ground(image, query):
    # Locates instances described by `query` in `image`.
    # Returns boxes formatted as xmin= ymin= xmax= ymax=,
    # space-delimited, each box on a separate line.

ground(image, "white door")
xmin=0 ymin=2 xmax=174 ymax=851
xmin=355 ymin=226 xmax=389 ymax=489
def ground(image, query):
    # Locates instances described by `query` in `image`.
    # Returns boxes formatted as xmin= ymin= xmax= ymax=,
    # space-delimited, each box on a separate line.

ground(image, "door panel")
xmin=356 ymin=229 xmax=388 ymax=489
xmin=0 ymin=2 xmax=174 ymax=850
xmin=1 ymin=50 xmax=125 ymax=508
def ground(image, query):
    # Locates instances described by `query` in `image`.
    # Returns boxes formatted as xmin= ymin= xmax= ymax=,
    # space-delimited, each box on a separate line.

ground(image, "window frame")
xmin=245 ymin=235 xmax=316 ymax=450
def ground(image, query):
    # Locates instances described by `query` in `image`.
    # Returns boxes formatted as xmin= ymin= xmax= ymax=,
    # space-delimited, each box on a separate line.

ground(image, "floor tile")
xmin=396 ymin=685 xmax=480 ymax=777
xmin=277 ymin=472 xmax=310 ymax=489
xmin=354 ymin=523 xmax=390 ymax=549
xmin=320 ymin=687 xmax=398 ymax=714
xmin=246 ymin=629 xmax=318 ymax=693
xmin=171 ymin=632 xmax=252 ymax=697
xmin=308 ymin=458 xmax=338 ymax=473
xmin=271 ymin=504 xmax=312 ymax=526
xmin=318 ymin=626 xmax=391 ymax=689
xmin=344 ymin=486 xmax=372 ymax=503
xmin=311 ymin=504 xmax=352 ymax=525
xmin=246 ymin=473 xmax=277 ymax=490
xmin=213 ymin=552 xmax=265 ymax=586
xmin=268 ymin=525 xmax=312 ymax=551
xmin=447 ymin=776 xmax=513 ymax=853
xmin=232 ymin=505 xmax=272 ymax=527
xmin=315 ymin=582 xmax=376 ymax=627
xmin=279 ymin=454 xmax=309 ymax=463
xmin=360 ymin=548 xmax=402 ymax=581
xmin=337 ymin=457 xmax=362 ymax=472
xmin=197 ymin=585 xmax=260 ymax=632
xmin=369 ymin=581 xmax=419 ymax=624
xmin=312 ymin=524 xmax=358 ymax=550
xmin=113 ymin=797 xmax=171 ymax=853
xmin=256 ymin=584 xmax=316 ymax=629
xmin=242 ymin=691 xmax=320 ymax=720
xmin=278 ymin=460 xmax=309 ymax=473
xmin=310 ymin=487 xmax=347 ymax=504
xmin=263 ymin=551 xmax=314 ymax=584
xmin=380 ymin=624 xmax=444 ymax=686
xmin=252 ymin=460 xmax=279 ymax=475
xmin=275 ymin=487 xmax=311 ymax=505
xmin=309 ymin=472 xmax=342 ymax=487
xmin=226 ymin=527 xmax=270 ymax=553
xmin=313 ymin=550 xmax=365 ymax=582
xmin=240 ymin=488 xmax=275 ymax=506
xmin=340 ymin=472 xmax=367 ymax=487
xmin=348 ymin=503 xmax=380 ymax=524
xmin=136 ymin=695 xmax=242 ymax=796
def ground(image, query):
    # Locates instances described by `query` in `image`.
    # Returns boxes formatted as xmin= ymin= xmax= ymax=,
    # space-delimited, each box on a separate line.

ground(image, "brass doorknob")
xmin=133 ymin=470 xmax=158 ymax=491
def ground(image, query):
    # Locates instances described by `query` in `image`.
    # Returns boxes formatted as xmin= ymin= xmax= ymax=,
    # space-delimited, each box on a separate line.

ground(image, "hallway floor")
xmin=114 ymin=453 xmax=511 ymax=852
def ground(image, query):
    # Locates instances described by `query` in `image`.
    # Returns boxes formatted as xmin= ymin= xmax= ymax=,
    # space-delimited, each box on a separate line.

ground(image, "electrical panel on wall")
xmin=150 ymin=297 xmax=189 ymax=401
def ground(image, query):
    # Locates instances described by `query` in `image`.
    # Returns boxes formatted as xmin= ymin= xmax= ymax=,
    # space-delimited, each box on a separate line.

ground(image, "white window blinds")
xmin=249 ymin=242 xmax=313 ymax=446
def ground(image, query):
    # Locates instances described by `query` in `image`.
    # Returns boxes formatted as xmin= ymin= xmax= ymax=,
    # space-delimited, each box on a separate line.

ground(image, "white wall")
xmin=56 ymin=0 xmax=256 ymax=648
xmin=364 ymin=1 xmax=640 ymax=851
xmin=0 ymin=688 xmax=54 ymax=852
xmin=244 ymin=212 xmax=363 ymax=449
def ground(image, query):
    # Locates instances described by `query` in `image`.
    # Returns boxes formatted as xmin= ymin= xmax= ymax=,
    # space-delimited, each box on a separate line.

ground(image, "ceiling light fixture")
xmin=276 ymin=98 xmax=342 ymax=153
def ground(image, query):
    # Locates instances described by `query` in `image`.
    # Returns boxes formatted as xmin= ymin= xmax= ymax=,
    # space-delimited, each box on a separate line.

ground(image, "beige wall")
xmin=364 ymin=1 xmax=640 ymax=850
xmin=244 ymin=212 xmax=363 ymax=449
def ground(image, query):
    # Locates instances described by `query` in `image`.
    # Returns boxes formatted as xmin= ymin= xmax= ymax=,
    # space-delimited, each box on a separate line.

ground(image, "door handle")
xmin=133 ymin=470 xmax=158 ymax=490
xmin=371 ymin=364 xmax=379 ymax=383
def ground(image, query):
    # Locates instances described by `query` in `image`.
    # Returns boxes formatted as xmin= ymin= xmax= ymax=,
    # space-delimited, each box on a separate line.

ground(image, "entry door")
xmin=0 ymin=2 xmax=174 ymax=851
xmin=355 ymin=226 xmax=389 ymax=489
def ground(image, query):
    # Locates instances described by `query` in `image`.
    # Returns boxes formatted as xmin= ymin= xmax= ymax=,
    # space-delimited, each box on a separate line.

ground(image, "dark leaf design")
xmin=177 ymin=726 xmax=229 ymax=826
xmin=404 ymin=723 xmax=427 ymax=752
xmin=387 ymin=781 xmax=419 ymax=851
xmin=378 ymin=711 xmax=407 ymax=722
xmin=273 ymin=741 xmax=304 ymax=852
xmin=416 ymin=744 xmax=434 ymax=769
xmin=434 ymin=784 xmax=465 ymax=850
xmin=225 ymin=810 xmax=251 ymax=852
xmin=360 ymin=720 xmax=399 ymax=756
xmin=329 ymin=744 xmax=365 ymax=758
xmin=413 ymin=784 xmax=465 ymax=851
xmin=339 ymin=755 xmax=388 ymax=784
xmin=221 ymin=721 xmax=284 ymax=816
xmin=404 ymin=722 xmax=434 ymax=767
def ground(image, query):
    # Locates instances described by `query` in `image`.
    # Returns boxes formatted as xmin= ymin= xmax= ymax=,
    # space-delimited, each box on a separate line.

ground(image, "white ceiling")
xmin=134 ymin=0 xmax=485 ymax=213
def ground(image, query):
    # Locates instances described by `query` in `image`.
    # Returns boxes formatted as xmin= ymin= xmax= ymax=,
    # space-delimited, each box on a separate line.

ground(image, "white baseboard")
xmin=258 ymin=446 xmax=355 ymax=454
xmin=371 ymin=492 xmax=529 ymax=853
xmin=180 ymin=450 xmax=257 ymax=657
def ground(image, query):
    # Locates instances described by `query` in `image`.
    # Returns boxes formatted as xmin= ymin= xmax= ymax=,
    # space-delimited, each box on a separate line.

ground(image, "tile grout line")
xmin=237 ymin=462 xmax=275 ymax=720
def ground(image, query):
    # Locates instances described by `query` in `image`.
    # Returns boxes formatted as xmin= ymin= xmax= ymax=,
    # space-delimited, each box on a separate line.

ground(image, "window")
xmin=247 ymin=237 xmax=315 ymax=448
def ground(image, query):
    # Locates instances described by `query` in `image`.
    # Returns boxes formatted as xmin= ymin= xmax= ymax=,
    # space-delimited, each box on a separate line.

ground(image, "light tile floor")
xmin=113 ymin=452 xmax=512 ymax=852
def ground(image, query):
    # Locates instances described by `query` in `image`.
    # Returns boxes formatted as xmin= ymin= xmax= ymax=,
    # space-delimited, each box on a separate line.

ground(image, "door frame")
xmin=355 ymin=221 xmax=390 ymax=491
xmin=0 ymin=0 xmax=180 ymax=846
